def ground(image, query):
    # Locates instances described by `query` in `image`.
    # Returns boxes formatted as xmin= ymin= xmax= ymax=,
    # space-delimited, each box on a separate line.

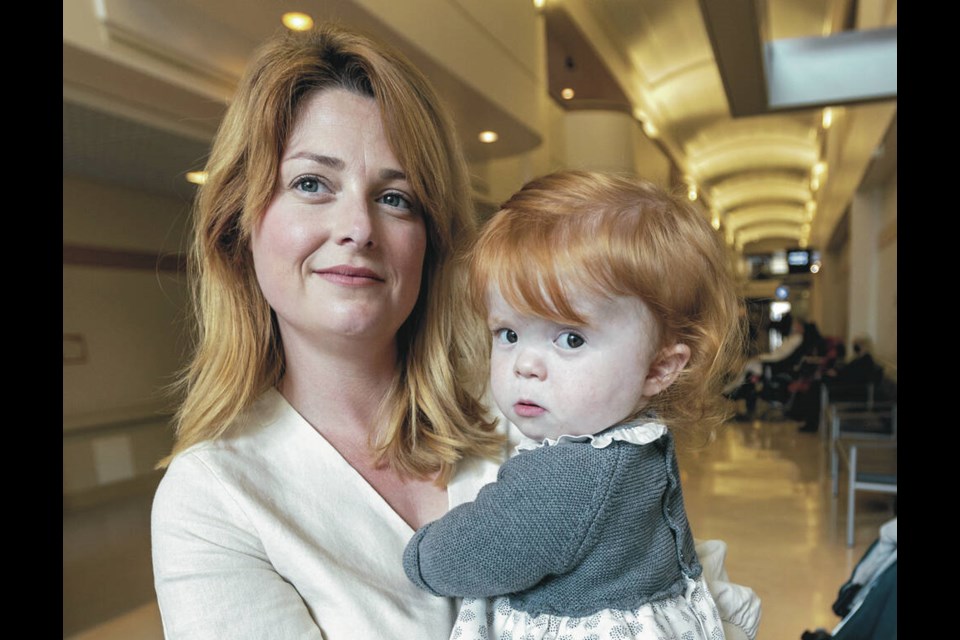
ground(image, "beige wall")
xmin=816 ymin=239 xmax=850 ymax=342
xmin=810 ymin=167 xmax=896 ymax=379
xmin=563 ymin=110 xmax=637 ymax=175
xmin=848 ymin=176 xmax=898 ymax=376
xmin=63 ymin=177 xmax=190 ymax=505
xmin=874 ymin=172 xmax=897 ymax=376
xmin=353 ymin=0 xmax=544 ymax=136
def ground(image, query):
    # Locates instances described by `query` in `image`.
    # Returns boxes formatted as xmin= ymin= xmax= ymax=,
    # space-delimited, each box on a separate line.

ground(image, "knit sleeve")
xmin=403 ymin=445 xmax=611 ymax=598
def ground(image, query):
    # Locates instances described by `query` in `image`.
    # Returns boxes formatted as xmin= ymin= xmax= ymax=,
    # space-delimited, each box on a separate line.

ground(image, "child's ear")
xmin=642 ymin=344 xmax=691 ymax=397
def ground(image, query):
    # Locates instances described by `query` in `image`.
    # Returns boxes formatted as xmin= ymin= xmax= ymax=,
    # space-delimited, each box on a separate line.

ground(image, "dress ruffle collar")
xmin=515 ymin=416 xmax=668 ymax=452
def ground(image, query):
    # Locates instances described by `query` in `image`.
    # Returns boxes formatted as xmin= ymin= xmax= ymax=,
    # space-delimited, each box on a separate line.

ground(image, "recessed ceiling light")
xmin=561 ymin=88 xmax=575 ymax=100
xmin=478 ymin=130 xmax=499 ymax=143
xmin=533 ymin=0 xmax=546 ymax=8
xmin=282 ymin=12 xmax=314 ymax=31
xmin=186 ymin=171 xmax=208 ymax=185
xmin=822 ymin=108 xmax=833 ymax=129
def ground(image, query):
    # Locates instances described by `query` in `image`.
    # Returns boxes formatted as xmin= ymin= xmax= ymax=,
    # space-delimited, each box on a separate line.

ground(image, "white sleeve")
xmin=151 ymin=453 xmax=325 ymax=640
xmin=695 ymin=539 xmax=762 ymax=640
xmin=758 ymin=333 xmax=802 ymax=363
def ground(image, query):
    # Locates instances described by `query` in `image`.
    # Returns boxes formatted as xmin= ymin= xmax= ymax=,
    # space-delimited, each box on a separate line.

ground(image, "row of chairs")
xmin=735 ymin=353 xmax=897 ymax=547
xmin=821 ymin=380 xmax=897 ymax=547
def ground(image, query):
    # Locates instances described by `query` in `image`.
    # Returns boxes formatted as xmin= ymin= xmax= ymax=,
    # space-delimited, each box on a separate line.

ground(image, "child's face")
xmin=486 ymin=286 xmax=663 ymax=442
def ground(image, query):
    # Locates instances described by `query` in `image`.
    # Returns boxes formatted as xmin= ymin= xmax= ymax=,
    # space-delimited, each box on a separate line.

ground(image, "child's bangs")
xmin=474 ymin=219 xmax=616 ymax=326
xmin=498 ymin=255 xmax=588 ymax=326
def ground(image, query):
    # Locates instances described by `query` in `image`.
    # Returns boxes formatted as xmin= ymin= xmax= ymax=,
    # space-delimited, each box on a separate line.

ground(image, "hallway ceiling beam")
xmin=698 ymin=0 xmax=897 ymax=117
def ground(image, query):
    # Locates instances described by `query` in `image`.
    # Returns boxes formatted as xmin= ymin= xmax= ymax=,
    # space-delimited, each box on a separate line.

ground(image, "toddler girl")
xmin=404 ymin=170 xmax=749 ymax=639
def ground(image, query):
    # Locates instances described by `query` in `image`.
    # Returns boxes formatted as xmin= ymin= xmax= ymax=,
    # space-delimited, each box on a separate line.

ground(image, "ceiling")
xmin=63 ymin=0 xmax=897 ymax=257
xmin=545 ymin=0 xmax=896 ymax=254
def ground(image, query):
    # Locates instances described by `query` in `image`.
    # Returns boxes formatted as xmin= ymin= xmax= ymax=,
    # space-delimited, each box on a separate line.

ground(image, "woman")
xmin=152 ymin=23 xmax=759 ymax=640
xmin=151 ymin=24 xmax=506 ymax=639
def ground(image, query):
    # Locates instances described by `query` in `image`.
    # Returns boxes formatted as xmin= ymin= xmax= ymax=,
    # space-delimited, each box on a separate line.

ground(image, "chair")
xmin=834 ymin=441 xmax=897 ymax=547
xmin=757 ymin=352 xmax=812 ymax=420
xmin=755 ymin=364 xmax=795 ymax=420
xmin=828 ymin=402 xmax=897 ymax=547
xmin=818 ymin=364 xmax=887 ymax=442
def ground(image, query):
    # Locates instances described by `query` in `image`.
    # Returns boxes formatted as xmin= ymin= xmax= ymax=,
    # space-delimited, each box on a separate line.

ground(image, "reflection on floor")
xmin=62 ymin=416 xmax=896 ymax=639
xmin=678 ymin=418 xmax=896 ymax=639
xmin=63 ymin=490 xmax=161 ymax=640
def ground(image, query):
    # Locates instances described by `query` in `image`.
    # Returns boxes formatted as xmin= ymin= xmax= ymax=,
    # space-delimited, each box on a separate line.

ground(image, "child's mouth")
xmin=514 ymin=401 xmax=546 ymax=417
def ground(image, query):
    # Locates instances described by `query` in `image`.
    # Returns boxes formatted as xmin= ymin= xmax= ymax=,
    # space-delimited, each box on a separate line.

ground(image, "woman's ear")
xmin=642 ymin=344 xmax=692 ymax=397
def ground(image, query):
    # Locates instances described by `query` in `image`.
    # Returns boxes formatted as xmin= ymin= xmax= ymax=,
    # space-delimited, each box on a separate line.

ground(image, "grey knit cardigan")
xmin=403 ymin=429 xmax=702 ymax=617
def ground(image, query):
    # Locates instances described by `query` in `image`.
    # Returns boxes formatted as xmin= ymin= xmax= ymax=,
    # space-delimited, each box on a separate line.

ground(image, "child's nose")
xmin=514 ymin=348 xmax=546 ymax=380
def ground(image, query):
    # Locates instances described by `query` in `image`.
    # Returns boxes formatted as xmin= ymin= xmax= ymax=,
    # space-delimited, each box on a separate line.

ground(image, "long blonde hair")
xmin=161 ymin=24 xmax=503 ymax=479
xmin=467 ymin=170 xmax=745 ymax=442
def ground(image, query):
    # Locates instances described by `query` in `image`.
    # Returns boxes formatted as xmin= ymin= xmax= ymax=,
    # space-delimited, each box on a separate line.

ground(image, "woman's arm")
xmin=757 ymin=332 xmax=803 ymax=363
xmin=151 ymin=454 xmax=325 ymax=639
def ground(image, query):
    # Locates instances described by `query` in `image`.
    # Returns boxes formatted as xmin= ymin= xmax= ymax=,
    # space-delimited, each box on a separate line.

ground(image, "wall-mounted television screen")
xmin=786 ymin=249 xmax=820 ymax=273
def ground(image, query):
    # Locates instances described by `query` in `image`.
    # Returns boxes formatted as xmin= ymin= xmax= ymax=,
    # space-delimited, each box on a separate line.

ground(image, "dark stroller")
xmin=802 ymin=517 xmax=897 ymax=640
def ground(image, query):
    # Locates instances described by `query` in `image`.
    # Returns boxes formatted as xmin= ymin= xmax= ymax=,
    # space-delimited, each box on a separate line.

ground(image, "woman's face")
xmin=251 ymin=89 xmax=427 ymax=354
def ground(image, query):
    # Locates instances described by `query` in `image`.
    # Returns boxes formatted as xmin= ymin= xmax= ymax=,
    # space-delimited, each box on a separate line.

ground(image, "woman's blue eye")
xmin=378 ymin=192 xmax=413 ymax=210
xmin=495 ymin=328 xmax=518 ymax=344
xmin=557 ymin=331 xmax=585 ymax=349
xmin=293 ymin=176 xmax=325 ymax=194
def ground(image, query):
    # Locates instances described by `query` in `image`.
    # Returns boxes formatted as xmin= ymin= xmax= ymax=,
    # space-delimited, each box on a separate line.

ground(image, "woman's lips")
xmin=514 ymin=401 xmax=546 ymax=417
xmin=314 ymin=265 xmax=384 ymax=286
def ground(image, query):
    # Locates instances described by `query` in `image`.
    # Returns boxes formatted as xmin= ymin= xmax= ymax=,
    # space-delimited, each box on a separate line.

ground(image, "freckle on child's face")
xmin=486 ymin=286 xmax=660 ymax=442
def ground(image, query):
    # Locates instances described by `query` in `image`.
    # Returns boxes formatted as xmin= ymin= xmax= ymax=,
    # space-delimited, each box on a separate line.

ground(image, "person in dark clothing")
xmin=725 ymin=314 xmax=805 ymax=420
xmin=828 ymin=336 xmax=878 ymax=386
xmin=795 ymin=335 xmax=880 ymax=433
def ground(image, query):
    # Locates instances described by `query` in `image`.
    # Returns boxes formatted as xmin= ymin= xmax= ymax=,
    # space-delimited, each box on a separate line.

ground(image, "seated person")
xmin=749 ymin=313 xmax=805 ymax=377
xmin=785 ymin=334 xmax=841 ymax=406
xmin=795 ymin=334 xmax=881 ymax=433
xmin=826 ymin=335 xmax=878 ymax=387
xmin=725 ymin=314 xmax=805 ymax=419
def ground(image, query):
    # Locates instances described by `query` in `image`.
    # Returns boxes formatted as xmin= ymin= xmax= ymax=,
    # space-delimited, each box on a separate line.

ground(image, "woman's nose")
xmin=334 ymin=196 xmax=376 ymax=248
xmin=514 ymin=348 xmax=546 ymax=380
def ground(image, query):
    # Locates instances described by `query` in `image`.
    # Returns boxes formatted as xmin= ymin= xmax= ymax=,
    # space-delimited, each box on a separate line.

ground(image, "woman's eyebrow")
xmin=286 ymin=152 xmax=345 ymax=170
xmin=380 ymin=168 xmax=407 ymax=181
xmin=284 ymin=152 xmax=405 ymax=182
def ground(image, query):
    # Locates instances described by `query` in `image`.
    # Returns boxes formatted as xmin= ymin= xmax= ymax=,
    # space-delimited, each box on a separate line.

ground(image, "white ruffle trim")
xmin=515 ymin=420 xmax=667 ymax=452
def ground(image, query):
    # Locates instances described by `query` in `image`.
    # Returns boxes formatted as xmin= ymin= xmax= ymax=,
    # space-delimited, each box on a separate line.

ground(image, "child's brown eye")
xmin=558 ymin=332 xmax=585 ymax=349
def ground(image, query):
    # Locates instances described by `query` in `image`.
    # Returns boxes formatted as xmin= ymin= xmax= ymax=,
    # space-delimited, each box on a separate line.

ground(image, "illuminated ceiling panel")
xmin=709 ymin=173 xmax=811 ymax=212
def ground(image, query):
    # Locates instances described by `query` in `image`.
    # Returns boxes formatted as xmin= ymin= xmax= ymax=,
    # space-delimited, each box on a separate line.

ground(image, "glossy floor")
xmin=62 ymin=416 xmax=896 ymax=639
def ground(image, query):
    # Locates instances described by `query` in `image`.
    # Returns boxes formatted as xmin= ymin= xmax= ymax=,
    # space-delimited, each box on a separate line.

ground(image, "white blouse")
xmin=151 ymin=388 xmax=504 ymax=639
